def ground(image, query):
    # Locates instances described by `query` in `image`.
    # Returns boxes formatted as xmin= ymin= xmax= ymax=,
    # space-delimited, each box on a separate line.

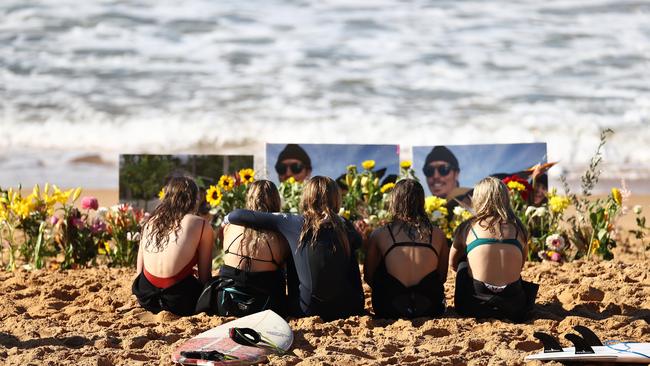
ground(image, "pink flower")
xmin=71 ymin=217 xmax=85 ymax=229
xmin=91 ymin=219 xmax=106 ymax=234
xmin=81 ymin=196 xmax=99 ymax=210
xmin=550 ymin=252 xmax=562 ymax=262
xmin=50 ymin=216 xmax=59 ymax=225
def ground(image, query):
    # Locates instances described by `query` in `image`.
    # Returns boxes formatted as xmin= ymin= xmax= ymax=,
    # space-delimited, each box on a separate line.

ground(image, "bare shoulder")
xmin=181 ymin=214 xmax=208 ymax=228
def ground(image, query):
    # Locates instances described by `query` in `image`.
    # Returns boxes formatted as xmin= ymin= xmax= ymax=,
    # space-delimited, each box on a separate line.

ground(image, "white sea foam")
xmin=0 ymin=0 xmax=649 ymax=191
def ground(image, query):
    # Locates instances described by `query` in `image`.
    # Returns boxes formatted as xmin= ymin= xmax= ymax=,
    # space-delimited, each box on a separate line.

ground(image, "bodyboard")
xmin=172 ymin=310 xmax=293 ymax=365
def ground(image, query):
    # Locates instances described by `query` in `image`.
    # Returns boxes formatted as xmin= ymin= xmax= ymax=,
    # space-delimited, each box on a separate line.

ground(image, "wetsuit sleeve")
xmin=226 ymin=209 xmax=287 ymax=232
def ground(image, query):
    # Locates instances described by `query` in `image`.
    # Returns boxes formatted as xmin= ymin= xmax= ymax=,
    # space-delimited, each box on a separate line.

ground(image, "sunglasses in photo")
xmin=423 ymin=164 xmax=455 ymax=177
xmin=275 ymin=162 xmax=305 ymax=175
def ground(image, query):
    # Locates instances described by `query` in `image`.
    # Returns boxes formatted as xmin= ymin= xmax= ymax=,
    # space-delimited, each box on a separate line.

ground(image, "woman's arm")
xmin=450 ymin=220 xmax=470 ymax=271
xmin=226 ymin=209 xmax=288 ymax=233
xmin=363 ymin=230 xmax=382 ymax=286
xmin=197 ymin=220 xmax=215 ymax=284
xmin=434 ymin=228 xmax=450 ymax=283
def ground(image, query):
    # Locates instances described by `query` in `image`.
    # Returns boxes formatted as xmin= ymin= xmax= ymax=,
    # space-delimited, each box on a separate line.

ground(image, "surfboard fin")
xmin=565 ymin=333 xmax=595 ymax=354
xmin=533 ymin=332 xmax=563 ymax=353
xmin=573 ymin=326 xmax=603 ymax=347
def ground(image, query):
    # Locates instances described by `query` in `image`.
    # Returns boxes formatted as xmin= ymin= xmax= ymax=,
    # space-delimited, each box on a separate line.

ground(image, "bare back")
xmin=138 ymin=214 xmax=212 ymax=283
xmin=465 ymin=220 xmax=526 ymax=286
xmin=222 ymin=224 xmax=289 ymax=272
xmin=370 ymin=222 xmax=448 ymax=287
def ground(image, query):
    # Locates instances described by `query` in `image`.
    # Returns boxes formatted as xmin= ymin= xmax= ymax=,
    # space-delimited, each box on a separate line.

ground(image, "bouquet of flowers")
xmin=205 ymin=168 xmax=255 ymax=225
xmin=279 ymin=177 xmax=303 ymax=213
xmin=102 ymin=203 xmax=146 ymax=267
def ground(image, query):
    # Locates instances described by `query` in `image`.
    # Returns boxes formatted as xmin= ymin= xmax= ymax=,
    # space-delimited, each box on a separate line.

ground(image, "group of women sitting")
xmin=132 ymin=175 xmax=538 ymax=322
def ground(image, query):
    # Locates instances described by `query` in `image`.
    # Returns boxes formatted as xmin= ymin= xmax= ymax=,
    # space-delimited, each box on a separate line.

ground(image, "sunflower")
xmin=218 ymin=175 xmax=235 ymax=191
xmin=380 ymin=182 xmax=395 ymax=194
xmin=239 ymin=168 xmax=255 ymax=184
xmin=158 ymin=188 xmax=165 ymax=200
xmin=611 ymin=187 xmax=622 ymax=206
xmin=400 ymin=160 xmax=412 ymax=169
xmin=361 ymin=160 xmax=375 ymax=171
xmin=206 ymin=185 xmax=223 ymax=207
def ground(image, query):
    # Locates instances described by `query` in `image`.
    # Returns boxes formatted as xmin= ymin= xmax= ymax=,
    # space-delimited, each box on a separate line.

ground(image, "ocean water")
xmin=1 ymin=0 xmax=649 ymax=191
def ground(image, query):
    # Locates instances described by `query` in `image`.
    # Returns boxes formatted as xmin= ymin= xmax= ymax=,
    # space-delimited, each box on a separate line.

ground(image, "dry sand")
xmin=1 ymin=190 xmax=649 ymax=366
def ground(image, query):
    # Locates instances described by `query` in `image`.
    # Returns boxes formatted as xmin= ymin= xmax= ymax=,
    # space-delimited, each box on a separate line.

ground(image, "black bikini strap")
xmin=386 ymin=224 xmax=397 ymax=244
xmin=224 ymin=233 xmax=244 ymax=254
xmin=384 ymin=242 xmax=439 ymax=258
xmin=264 ymin=239 xmax=281 ymax=267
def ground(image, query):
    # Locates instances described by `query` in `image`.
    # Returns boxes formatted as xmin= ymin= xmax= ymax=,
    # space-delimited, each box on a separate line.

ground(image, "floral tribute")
xmin=1 ymin=130 xmax=648 ymax=271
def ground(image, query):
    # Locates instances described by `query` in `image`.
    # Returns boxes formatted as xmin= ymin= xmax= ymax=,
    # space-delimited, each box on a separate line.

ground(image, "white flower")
xmin=633 ymin=205 xmax=643 ymax=215
xmin=535 ymin=207 xmax=548 ymax=217
xmin=110 ymin=205 xmax=121 ymax=212
xmin=431 ymin=211 xmax=443 ymax=220
xmin=338 ymin=207 xmax=346 ymax=216
xmin=97 ymin=207 xmax=108 ymax=219
xmin=545 ymin=234 xmax=566 ymax=251
xmin=525 ymin=206 xmax=536 ymax=217
xmin=453 ymin=206 xmax=467 ymax=216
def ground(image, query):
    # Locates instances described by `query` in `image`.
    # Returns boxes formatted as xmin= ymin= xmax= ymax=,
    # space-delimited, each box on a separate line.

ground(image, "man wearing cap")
xmin=422 ymin=146 xmax=472 ymax=209
xmin=274 ymin=144 xmax=312 ymax=183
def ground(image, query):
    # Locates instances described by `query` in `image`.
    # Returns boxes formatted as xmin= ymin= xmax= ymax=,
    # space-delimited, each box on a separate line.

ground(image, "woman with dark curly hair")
xmin=364 ymin=179 xmax=449 ymax=319
xmin=132 ymin=176 xmax=214 ymax=316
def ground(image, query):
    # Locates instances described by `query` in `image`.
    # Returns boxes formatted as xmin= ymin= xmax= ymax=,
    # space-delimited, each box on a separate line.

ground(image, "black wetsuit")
xmin=371 ymin=225 xmax=445 ymax=319
xmin=454 ymin=226 xmax=538 ymax=322
xmin=225 ymin=210 xmax=364 ymax=321
xmin=213 ymin=232 xmax=287 ymax=317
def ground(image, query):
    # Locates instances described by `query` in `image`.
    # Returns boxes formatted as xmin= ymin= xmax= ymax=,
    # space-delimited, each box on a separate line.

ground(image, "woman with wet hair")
xmin=132 ymin=176 xmax=214 ymax=316
xmin=364 ymin=179 xmax=449 ymax=318
xmin=212 ymin=180 xmax=290 ymax=316
xmin=224 ymin=176 xmax=364 ymax=321
xmin=451 ymin=176 xmax=538 ymax=322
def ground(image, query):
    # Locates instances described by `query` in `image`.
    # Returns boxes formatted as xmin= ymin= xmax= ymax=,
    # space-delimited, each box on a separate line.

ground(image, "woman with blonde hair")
xmin=132 ymin=176 xmax=214 ymax=316
xmin=450 ymin=176 xmax=538 ymax=322
xmin=206 ymin=180 xmax=290 ymax=316
xmin=224 ymin=176 xmax=364 ymax=320
xmin=364 ymin=179 xmax=448 ymax=318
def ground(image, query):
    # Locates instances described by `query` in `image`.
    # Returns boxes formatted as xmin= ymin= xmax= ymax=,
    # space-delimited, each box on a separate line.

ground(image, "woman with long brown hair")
xmin=450 ymin=176 xmax=538 ymax=322
xmin=224 ymin=176 xmax=364 ymax=321
xmin=132 ymin=176 xmax=214 ymax=316
xmin=364 ymin=179 xmax=449 ymax=318
xmin=212 ymin=180 xmax=290 ymax=316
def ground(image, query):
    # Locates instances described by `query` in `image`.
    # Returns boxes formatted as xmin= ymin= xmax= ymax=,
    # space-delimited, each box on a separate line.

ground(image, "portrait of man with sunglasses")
xmin=274 ymin=144 xmax=312 ymax=183
xmin=422 ymin=146 xmax=469 ymax=203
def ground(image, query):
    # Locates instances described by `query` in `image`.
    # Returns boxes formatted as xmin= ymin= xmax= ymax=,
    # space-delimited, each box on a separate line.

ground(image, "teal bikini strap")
xmin=469 ymin=225 xmax=479 ymax=240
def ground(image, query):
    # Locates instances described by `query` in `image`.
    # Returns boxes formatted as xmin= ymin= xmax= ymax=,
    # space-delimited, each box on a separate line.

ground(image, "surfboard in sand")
xmin=526 ymin=325 xmax=650 ymax=363
xmin=172 ymin=310 xmax=293 ymax=365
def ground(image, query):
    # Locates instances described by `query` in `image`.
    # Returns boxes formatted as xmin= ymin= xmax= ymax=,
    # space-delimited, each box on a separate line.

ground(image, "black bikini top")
xmin=224 ymin=232 xmax=282 ymax=271
xmin=384 ymin=224 xmax=439 ymax=259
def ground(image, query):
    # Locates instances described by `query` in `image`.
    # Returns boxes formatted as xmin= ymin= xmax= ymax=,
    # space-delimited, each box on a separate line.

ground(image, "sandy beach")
xmin=0 ymin=190 xmax=649 ymax=365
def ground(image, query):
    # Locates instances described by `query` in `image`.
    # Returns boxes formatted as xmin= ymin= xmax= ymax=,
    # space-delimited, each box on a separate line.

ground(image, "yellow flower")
xmin=206 ymin=185 xmax=223 ymax=207
xmin=32 ymin=184 xmax=40 ymax=198
xmin=424 ymin=196 xmax=448 ymax=215
xmin=548 ymin=195 xmax=570 ymax=214
xmin=361 ymin=160 xmax=375 ymax=171
xmin=218 ymin=175 xmax=235 ymax=191
xmin=380 ymin=182 xmax=395 ymax=194
xmin=400 ymin=160 xmax=412 ymax=169
xmin=286 ymin=177 xmax=296 ymax=184
xmin=239 ymin=169 xmax=255 ymax=184
xmin=158 ymin=188 xmax=165 ymax=200
xmin=341 ymin=210 xmax=351 ymax=220
xmin=591 ymin=239 xmax=600 ymax=254
xmin=72 ymin=187 xmax=82 ymax=202
xmin=98 ymin=241 xmax=111 ymax=255
xmin=611 ymin=187 xmax=622 ymax=206
xmin=506 ymin=181 xmax=526 ymax=192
